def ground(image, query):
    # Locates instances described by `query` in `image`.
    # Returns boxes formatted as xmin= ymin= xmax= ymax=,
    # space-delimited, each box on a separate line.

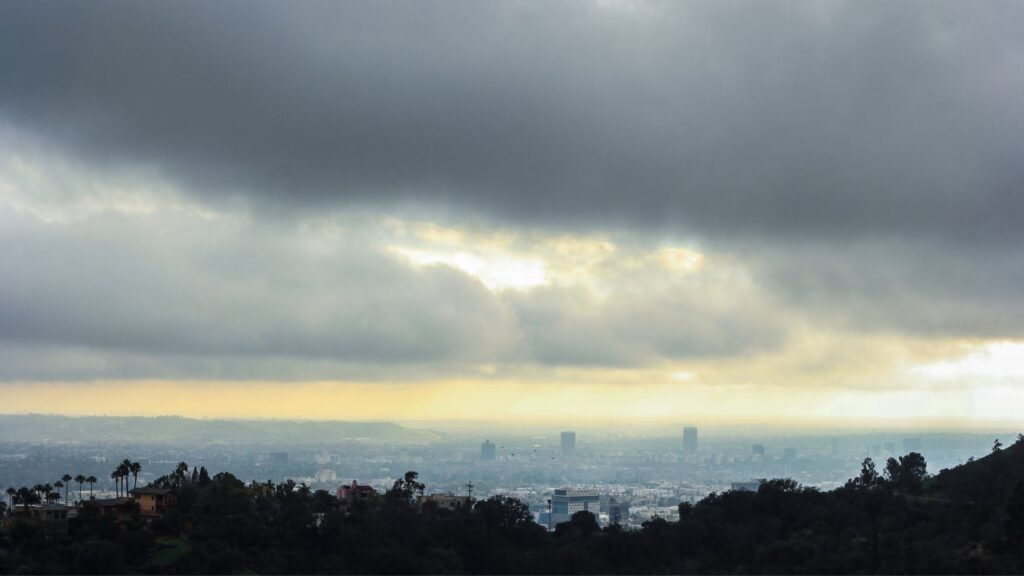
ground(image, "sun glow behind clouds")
xmin=911 ymin=341 xmax=1024 ymax=381
xmin=390 ymin=246 xmax=547 ymax=290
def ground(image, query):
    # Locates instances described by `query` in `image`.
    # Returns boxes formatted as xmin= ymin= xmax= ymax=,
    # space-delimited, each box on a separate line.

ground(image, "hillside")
xmin=0 ymin=414 xmax=438 ymax=444
xmin=2 ymin=436 xmax=1023 ymax=574
xmin=930 ymin=435 xmax=1024 ymax=507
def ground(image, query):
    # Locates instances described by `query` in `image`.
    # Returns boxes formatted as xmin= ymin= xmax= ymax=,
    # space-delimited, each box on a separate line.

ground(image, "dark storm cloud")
xmin=753 ymin=240 xmax=1024 ymax=338
xmin=2 ymin=0 xmax=1022 ymax=242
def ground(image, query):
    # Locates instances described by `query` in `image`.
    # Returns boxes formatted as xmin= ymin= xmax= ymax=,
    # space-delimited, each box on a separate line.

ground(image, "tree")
xmin=174 ymin=462 xmax=189 ymax=487
xmin=86 ymin=476 xmax=97 ymax=499
xmin=120 ymin=459 xmax=133 ymax=493
xmin=388 ymin=471 xmax=425 ymax=503
xmin=54 ymin=480 xmax=64 ymax=504
xmin=474 ymin=495 xmax=532 ymax=531
xmin=859 ymin=457 xmax=879 ymax=487
xmin=758 ymin=478 xmax=801 ymax=494
xmin=885 ymin=452 xmax=928 ymax=492
xmin=61 ymin=474 xmax=72 ymax=503
xmin=993 ymin=438 xmax=1003 ymax=452
xmin=556 ymin=510 xmax=600 ymax=538
xmin=6 ymin=486 xmax=15 ymax=508
xmin=111 ymin=469 xmax=121 ymax=497
xmin=129 ymin=461 xmax=142 ymax=489
xmin=74 ymin=475 xmax=85 ymax=502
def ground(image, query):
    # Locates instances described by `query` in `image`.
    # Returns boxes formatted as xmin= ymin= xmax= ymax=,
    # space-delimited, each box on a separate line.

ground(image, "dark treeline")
xmin=2 ymin=437 xmax=1024 ymax=574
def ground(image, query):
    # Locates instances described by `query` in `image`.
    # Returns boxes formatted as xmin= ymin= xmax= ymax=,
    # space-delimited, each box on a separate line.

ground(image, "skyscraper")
xmin=480 ymin=439 xmax=496 ymax=461
xmin=752 ymin=444 xmax=766 ymax=458
xmin=560 ymin=431 xmax=576 ymax=458
xmin=683 ymin=427 xmax=698 ymax=455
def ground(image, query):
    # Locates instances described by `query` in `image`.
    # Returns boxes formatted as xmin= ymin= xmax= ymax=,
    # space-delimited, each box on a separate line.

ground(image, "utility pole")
xmin=465 ymin=481 xmax=474 ymax=502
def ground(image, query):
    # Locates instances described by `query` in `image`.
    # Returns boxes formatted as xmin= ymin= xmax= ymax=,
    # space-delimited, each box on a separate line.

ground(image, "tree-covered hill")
xmin=2 ymin=436 xmax=1023 ymax=574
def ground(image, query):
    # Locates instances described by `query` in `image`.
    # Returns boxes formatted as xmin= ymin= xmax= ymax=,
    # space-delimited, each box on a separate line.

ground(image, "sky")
xmin=1 ymin=0 xmax=1023 ymax=427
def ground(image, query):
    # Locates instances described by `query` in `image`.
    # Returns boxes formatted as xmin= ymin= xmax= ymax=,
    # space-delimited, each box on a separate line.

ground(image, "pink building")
xmin=337 ymin=480 xmax=377 ymax=506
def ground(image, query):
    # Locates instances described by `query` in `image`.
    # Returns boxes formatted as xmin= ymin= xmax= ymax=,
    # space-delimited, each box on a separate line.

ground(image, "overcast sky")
xmin=1 ymin=0 xmax=1023 ymax=425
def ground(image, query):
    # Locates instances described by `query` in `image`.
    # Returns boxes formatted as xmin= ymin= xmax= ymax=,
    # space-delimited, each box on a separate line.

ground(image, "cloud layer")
xmin=1 ymin=0 xmax=1023 ymax=403
xmin=2 ymin=1 xmax=1022 ymax=241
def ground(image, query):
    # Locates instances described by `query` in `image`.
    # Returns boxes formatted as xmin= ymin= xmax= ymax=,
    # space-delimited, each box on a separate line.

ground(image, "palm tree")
xmin=111 ymin=469 xmax=121 ymax=497
xmin=119 ymin=460 xmax=131 ymax=495
xmin=129 ymin=461 xmax=142 ymax=490
xmin=120 ymin=459 xmax=132 ymax=488
xmin=86 ymin=476 xmax=96 ymax=499
xmin=74 ymin=475 xmax=86 ymax=502
xmin=54 ymin=480 xmax=64 ymax=504
xmin=18 ymin=487 xmax=35 ymax=510
xmin=61 ymin=474 xmax=72 ymax=503
xmin=5 ymin=487 xmax=15 ymax=508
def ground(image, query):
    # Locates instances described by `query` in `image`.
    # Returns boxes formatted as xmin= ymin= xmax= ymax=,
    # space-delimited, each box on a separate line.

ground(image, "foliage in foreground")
xmin=2 ymin=437 xmax=1024 ymax=574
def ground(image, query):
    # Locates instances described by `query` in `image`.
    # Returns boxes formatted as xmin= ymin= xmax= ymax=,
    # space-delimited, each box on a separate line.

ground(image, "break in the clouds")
xmin=0 ymin=141 xmax=789 ymax=379
xmin=1 ymin=0 xmax=1023 ymax=414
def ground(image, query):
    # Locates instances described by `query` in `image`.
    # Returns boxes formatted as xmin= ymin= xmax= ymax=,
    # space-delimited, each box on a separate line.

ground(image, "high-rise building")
xmin=608 ymin=497 xmax=630 ymax=527
xmin=751 ymin=444 xmax=766 ymax=458
xmin=561 ymin=431 xmax=576 ymax=458
xmin=683 ymin=427 xmax=698 ymax=455
xmin=550 ymin=488 xmax=599 ymax=528
xmin=480 ymin=440 xmax=496 ymax=461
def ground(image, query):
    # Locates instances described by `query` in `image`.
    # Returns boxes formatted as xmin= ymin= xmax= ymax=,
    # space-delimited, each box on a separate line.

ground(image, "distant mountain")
xmin=0 ymin=414 xmax=438 ymax=444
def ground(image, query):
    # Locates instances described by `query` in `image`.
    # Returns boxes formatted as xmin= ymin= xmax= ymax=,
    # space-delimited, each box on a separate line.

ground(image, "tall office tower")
xmin=903 ymin=437 xmax=922 ymax=453
xmin=683 ymin=427 xmax=698 ymax=455
xmin=480 ymin=440 xmax=496 ymax=461
xmin=751 ymin=444 xmax=766 ymax=458
xmin=608 ymin=497 xmax=630 ymax=527
xmin=560 ymin=431 xmax=576 ymax=458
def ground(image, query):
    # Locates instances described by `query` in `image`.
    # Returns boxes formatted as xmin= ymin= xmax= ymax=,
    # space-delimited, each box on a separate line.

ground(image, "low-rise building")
xmin=337 ymin=480 xmax=377 ymax=508
xmin=14 ymin=503 xmax=72 ymax=534
xmin=129 ymin=487 xmax=177 ymax=517
xmin=418 ymin=493 xmax=471 ymax=510
xmin=82 ymin=497 xmax=137 ymax=519
xmin=550 ymin=488 xmax=600 ymax=528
